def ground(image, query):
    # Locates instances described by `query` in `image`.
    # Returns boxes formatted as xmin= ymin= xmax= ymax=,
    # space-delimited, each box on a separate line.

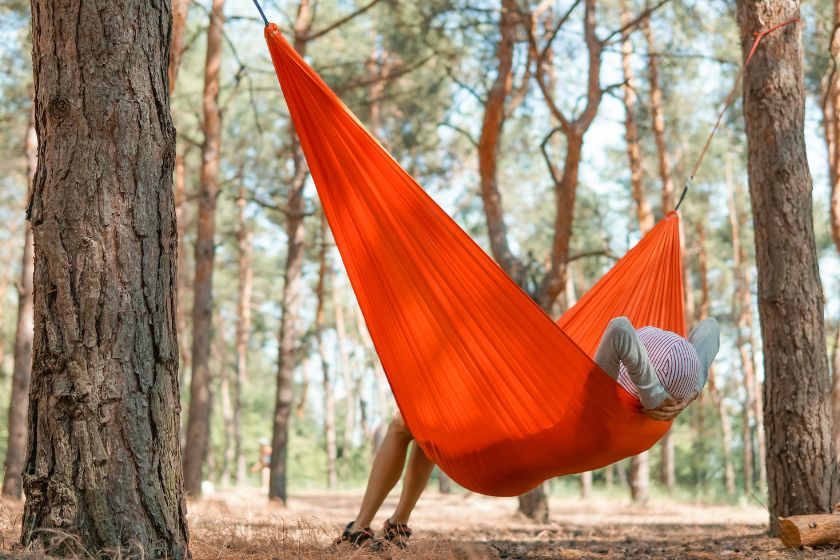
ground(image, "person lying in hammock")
xmin=334 ymin=316 xmax=721 ymax=549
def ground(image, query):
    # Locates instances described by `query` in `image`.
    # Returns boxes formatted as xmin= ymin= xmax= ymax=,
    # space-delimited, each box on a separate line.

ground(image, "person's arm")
xmin=593 ymin=317 xmax=669 ymax=409
xmin=687 ymin=317 xmax=720 ymax=393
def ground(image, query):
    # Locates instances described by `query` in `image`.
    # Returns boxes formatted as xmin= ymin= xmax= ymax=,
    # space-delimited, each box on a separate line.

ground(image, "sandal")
xmin=333 ymin=521 xmax=375 ymax=548
xmin=381 ymin=519 xmax=411 ymax=549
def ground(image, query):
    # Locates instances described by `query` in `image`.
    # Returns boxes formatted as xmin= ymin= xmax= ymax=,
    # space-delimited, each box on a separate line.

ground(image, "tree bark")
xmin=316 ymin=213 xmax=337 ymax=491
xmin=736 ymin=0 xmax=839 ymax=531
xmin=269 ymin=0 xmax=312 ymax=504
xmin=642 ymin=18 xmax=674 ymax=214
xmin=23 ymin=0 xmax=188 ymax=556
xmin=3 ymin=101 xmax=36 ymax=499
xmin=235 ymin=185 xmax=252 ymax=487
xmin=332 ymin=272 xmax=355 ymax=451
xmin=439 ymin=471 xmax=452 ymax=494
xmin=184 ymin=0 xmax=226 ymax=498
xmin=779 ymin=515 xmax=840 ymax=549
xmin=620 ymin=3 xmax=653 ymax=235
xmin=698 ymin=224 xmax=735 ymax=495
xmin=629 ymin=451 xmax=649 ymax=503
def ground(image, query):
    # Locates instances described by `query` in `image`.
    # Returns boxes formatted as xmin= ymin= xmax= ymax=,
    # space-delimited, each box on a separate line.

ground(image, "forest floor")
xmin=1 ymin=488 xmax=838 ymax=559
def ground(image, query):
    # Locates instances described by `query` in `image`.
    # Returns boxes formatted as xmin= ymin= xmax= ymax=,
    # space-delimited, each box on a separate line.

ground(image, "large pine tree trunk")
xmin=2 ymin=101 xmax=36 ymax=499
xmin=22 ymin=0 xmax=188 ymax=556
xmin=235 ymin=185 xmax=252 ymax=486
xmin=269 ymin=0 xmax=311 ymax=504
xmin=184 ymin=0 xmax=226 ymax=498
xmin=736 ymin=0 xmax=839 ymax=531
xmin=169 ymin=0 xmax=189 ymax=94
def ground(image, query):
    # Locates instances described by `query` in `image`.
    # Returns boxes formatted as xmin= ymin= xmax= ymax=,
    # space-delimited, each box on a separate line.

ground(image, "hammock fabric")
xmin=265 ymin=24 xmax=685 ymax=496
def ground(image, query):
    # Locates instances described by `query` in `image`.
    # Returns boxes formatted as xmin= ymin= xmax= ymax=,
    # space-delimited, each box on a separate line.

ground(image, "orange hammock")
xmin=265 ymin=24 xmax=684 ymax=496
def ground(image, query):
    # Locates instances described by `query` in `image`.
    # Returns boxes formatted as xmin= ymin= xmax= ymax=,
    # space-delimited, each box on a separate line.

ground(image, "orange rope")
xmin=674 ymin=18 xmax=803 ymax=211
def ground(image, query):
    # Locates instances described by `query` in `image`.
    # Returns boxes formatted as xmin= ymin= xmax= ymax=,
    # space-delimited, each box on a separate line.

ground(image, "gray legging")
xmin=593 ymin=317 xmax=720 ymax=409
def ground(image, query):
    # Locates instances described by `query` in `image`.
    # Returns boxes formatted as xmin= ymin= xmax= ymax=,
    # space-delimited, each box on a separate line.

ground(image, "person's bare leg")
xmin=389 ymin=440 xmax=435 ymax=525
xmin=352 ymin=412 xmax=414 ymax=529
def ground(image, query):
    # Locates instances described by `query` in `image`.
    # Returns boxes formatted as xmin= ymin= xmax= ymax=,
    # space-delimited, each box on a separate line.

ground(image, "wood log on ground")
xmin=778 ymin=515 xmax=840 ymax=549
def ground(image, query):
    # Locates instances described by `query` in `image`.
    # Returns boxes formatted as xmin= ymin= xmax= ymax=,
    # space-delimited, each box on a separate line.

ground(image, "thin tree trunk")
xmin=218 ymin=312 xmax=234 ymax=488
xmin=235 ymin=185 xmax=253 ymax=487
xmin=726 ymin=151 xmax=755 ymax=491
xmin=317 ymin=213 xmax=337 ymax=491
xmin=355 ymin=303 xmax=389 ymax=452
xmin=825 ymin=0 xmax=840 ymax=464
xmin=643 ymin=18 xmax=674 ymax=214
xmin=477 ymin=0 xmax=527 ymax=288
xmin=620 ymin=3 xmax=653 ymax=234
xmin=744 ymin=261 xmax=767 ymax=487
xmin=0 ymin=227 xmax=18 ymax=368
xmin=269 ymin=0 xmax=312 ymax=504
xmin=629 ymin=452 xmax=649 ymax=503
xmin=2 ymin=102 xmax=35 ymax=499
xmin=605 ymin=464 xmax=613 ymax=489
xmin=331 ymin=272 xmax=355 ymax=450
xmin=617 ymin=460 xmax=628 ymax=487
xmin=579 ymin=471 xmax=592 ymax=500
xmin=169 ymin=0 xmax=190 ymax=94
xmin=184 ymin=0 xmax=227 ymax=498
xmin=175 ymin=155 xmax=191 ymax=386
xmin=439 ymin=471 xmax=452 ymax=494
xmin=297 ymin=356 xmax=309 ymax=419
xmin=736 ymin=0 xmax=839 ymax=531
xmin=698 ymin=223 xmax=735 ymax=495
xmin=23 ymin=1 xmax=187 ymax=555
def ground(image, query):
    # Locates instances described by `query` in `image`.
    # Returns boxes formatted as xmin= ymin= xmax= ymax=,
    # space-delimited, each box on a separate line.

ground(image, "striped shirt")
xmin=617 ymin=326 xmax=700 ymax=402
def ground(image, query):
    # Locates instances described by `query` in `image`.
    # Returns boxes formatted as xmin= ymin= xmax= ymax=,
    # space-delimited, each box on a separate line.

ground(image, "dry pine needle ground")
xmin=1 ymin=490 xmax=838 ymax=560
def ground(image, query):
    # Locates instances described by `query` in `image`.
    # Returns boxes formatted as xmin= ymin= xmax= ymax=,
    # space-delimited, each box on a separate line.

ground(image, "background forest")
xmin=0 ymin=0 xmax=837 ymax=507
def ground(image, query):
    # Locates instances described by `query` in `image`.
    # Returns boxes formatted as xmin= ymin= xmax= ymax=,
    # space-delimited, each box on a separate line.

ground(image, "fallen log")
xmin=778 ymin=515 xmax=840 ymax=549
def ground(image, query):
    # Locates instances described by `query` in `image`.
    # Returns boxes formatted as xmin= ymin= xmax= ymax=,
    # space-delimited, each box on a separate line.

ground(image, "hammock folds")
xmin=264 ymin=24 xmax=685 ymax=496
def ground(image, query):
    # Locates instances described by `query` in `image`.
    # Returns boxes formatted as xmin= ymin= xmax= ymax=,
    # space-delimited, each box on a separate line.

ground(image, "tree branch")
xmin=307 ymin=0 xmax=386 ymax=41
xmin=600 ymin=0 xmax=672 ymax=45
xmin=567 ymin=250 xmax=612 ymax=263
xmin=438 ymin=122 xmax=478 ymax=148
xmin=540 ymin=126 xmax=564 ymax=185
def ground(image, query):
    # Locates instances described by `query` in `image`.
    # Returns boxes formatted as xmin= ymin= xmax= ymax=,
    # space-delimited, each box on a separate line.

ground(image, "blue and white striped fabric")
xmin=618 ymin=326 xmax=700 ymax=402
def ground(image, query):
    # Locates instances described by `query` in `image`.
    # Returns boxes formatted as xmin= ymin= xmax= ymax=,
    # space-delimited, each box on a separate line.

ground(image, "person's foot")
xmin=333 ymin=521 xmax=375 ymax=548
xmin=380 ymin=519 xmax=412 ymax=549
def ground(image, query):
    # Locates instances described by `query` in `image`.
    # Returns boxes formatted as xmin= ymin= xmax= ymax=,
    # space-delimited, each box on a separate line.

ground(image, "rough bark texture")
xmin=184 ymin=0 xmax=226 ymax=498
xmin=23 ymin=0 xmax=188 ymax=557
xmin=643 ymin=18 xmax=674 ymax=214
xmin=317 ymin=215 xmax=337 ymax=491
xmin=3 ymin=102 xmax=36 ymax=499
xmin=269 ymin=0 xmax=311 ymax=505
xmin=235 ymin=186 xmax=252 ymax=486
xmin=621 ymin=4 xmax=652 ymax=235
xmin=736 ymin=0 xmax=838 ymax=532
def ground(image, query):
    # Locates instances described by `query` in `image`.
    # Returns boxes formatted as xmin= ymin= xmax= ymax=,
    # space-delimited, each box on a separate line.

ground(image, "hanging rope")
xmin=674 ymin=18 xmax=803 ymax=212
xmin=253 ymin=0 xmax=269 ymax=27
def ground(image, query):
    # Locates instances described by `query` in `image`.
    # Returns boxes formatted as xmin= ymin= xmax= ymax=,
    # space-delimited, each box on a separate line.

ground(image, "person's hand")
xmin=642 ymin=391 xmax=698 ymax=422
